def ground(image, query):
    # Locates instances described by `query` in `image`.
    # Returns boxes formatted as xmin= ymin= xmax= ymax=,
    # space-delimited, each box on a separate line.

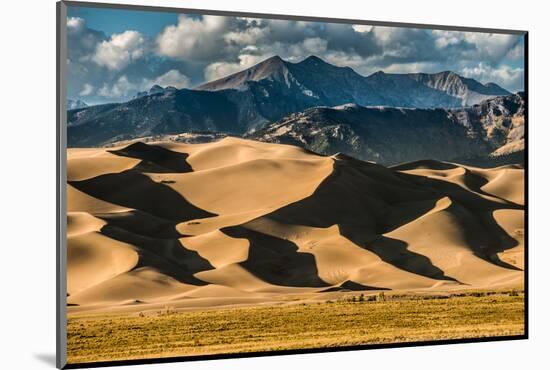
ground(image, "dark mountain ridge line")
xmin=69 ymin=92 xmax=524 ymax=168
xmin=67 ymin=55 xmax=514 ymax=148
xmin=197 ymin=54 xmax=510 ymax=104
xmin=249 ymin=92 xmax=525 ymax=167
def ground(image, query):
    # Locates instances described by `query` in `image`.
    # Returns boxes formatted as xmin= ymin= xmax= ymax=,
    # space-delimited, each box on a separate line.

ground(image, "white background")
xmin=0 ymin=0 xmax=547 ymax=368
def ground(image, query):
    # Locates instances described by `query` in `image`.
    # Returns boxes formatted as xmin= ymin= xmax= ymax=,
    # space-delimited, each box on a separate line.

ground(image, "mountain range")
xmin=249 ymin=92 xmax=525 ymax=166
xmin=198 ymin=55 xmax=509 ymax=108
xmin=67 ymin=55 xmax=521 ymax=165
xmin=67 ymin=99 xmax=88 ymax=110
xmin=133 ymin=84 xmax=178 ymax=99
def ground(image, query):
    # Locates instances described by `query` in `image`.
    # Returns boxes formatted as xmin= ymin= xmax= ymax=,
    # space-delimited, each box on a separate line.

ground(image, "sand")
xmin=66 ymin=138 xmax=524 ymax=313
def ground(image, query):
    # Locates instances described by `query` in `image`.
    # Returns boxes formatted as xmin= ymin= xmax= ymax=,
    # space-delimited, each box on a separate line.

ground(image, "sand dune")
xmin=67 ymin=137 xmax=524 ymax=312
xmin=67 ymin=229 xmax=138 ymax=295
xmin=67 ymin=149 xmax=141 ymax=181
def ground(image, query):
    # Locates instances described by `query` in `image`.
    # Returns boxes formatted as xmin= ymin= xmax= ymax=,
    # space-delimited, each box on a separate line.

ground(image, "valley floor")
xmin=67 ymin=289 xmax=525 ymax=365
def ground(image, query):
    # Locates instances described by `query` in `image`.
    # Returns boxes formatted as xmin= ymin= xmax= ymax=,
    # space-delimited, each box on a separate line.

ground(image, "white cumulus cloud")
xmin=143 ymin=70 xmax=191 ymax=89
xmin=67 ymin=17 xmax=85 ymax=33
xmin=204 ymin=54 xmax=267 ymax=81
xmin=224 ymin=26 xmax=268 ymax=45
xmin=352 ymin=24 xmax=373 ymax=34
xmin=432 ymin=30 xmax=463 ymax=48
xmin=462 ymin=63 xmax=524 ymax=92
xmin=289 ymin=37 xmax=328 ymax=55
xmin=95 ymin=70 xmax=191 ymax=100
xmin=92 ymin=30 xmax=146 ymax=70
xmin=79 ymin=83 xmax=94 ymax=96
xmin=97 ymin=75 xmax=136 ymax=98
xmin=156 ymin=15 xmax=232 ymax=61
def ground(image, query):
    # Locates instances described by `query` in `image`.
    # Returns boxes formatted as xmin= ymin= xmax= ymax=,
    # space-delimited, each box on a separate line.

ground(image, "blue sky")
xmin=66 ymin=5 xmax=525 ymax=104
xmin=68 ymin=7 xmax=178 ymax=37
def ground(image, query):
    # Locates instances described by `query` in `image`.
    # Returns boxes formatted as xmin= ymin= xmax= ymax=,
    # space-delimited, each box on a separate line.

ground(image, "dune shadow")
xmin=462 ymin=167 xmax=524 ymax=207
xmin=321 ymin=280 xmax=390 ymax=292
xmin=394 ymin=170 xmax=523 ymax=267
xmin=265 ymin=158 xmax=456 ymax=281
xmin=95 ymin=210 xmax=182 ymax=239
xmin=393 ymin=160 xmax=521 ymax=206
xmin=485 ymin=252 xmax=523 ymax=271
xmin=222 ymin=226 xmax=329 ymax=288
xmin=265 ymin=156 xmax=523 ymax=278
xmin=100 ymin=224 xmax=212 ymax=285
xmin=109 ymin=141 xmax=193 ymax=173
xmin=368 ymin=236 xmax=459 ymax=282
xmin=69 ymin=171 xmax=216 ymax=222
xmin=461 ymin=168 xmax=489 ymax=189
xmin=373 ymin=161 xmax=524 ymax=270
xmin=391 ymin=159 xmax=459 ymax=171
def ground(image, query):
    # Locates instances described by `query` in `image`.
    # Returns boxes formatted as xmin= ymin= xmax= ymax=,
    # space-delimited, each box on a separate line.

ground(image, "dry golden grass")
xmin=67 ymin=291 xmax=524 ymax=364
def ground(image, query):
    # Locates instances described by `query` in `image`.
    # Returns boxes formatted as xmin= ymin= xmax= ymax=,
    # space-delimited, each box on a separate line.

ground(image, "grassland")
xmin=67 ymin=290 xmax=525 ymax=364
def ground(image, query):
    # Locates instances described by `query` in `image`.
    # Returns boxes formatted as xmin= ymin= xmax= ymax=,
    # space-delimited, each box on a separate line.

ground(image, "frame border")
xmin=61 ymin=0 xmax=527 ymax=34
xmin=57 ymin=2 xmax=68 ymax=369
xmin=56 ymin=1 xmax=529 ymax=369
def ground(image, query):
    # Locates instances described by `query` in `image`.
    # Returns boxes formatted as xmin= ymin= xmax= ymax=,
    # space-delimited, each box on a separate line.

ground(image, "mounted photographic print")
xmin=56 ymin=1 xmax=527 ymax=368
